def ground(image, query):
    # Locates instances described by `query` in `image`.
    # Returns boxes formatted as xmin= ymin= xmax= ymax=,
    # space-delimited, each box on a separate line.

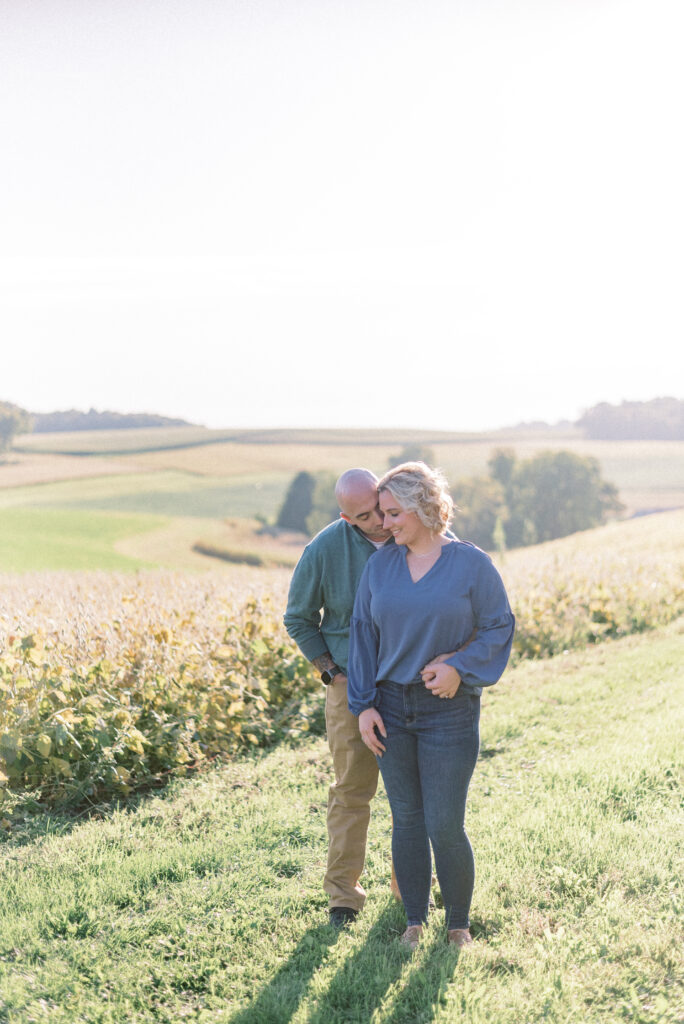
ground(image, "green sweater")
xmin=284 ymin=518 xmax=382 ymax=672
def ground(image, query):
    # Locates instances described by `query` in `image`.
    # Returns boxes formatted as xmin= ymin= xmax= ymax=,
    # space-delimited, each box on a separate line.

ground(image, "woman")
xmin=347 ymin=462 xmax=514 ymax=950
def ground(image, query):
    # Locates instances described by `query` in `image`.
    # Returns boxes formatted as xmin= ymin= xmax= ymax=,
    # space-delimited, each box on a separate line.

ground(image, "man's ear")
xmin=339 ymin=513 xmax=351 ymax=524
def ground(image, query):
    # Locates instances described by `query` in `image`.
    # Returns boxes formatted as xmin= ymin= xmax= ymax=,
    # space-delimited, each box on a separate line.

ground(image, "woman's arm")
xmin=445 ymin=556 xmax=515 ymax=688
xmin=347 ymin=564 xmax=382 ymax=716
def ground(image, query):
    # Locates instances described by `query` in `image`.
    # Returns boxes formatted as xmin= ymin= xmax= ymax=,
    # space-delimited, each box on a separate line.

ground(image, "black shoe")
xmin=329 ymin=906 xmax=358 ymax=929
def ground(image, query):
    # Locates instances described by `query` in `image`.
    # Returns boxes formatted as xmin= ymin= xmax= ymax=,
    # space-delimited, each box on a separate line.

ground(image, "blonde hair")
xmin=377 ymin=461 xmax=453 ymax=533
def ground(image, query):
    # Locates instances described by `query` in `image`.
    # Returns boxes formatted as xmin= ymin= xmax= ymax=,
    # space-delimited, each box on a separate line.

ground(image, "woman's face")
xmin=379 ymin=489 xmax=430 ymax=547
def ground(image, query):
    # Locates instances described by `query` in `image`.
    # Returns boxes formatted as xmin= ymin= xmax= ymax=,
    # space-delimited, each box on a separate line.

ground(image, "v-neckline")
xmin=404 ymin=541 xmax=453 ymax=584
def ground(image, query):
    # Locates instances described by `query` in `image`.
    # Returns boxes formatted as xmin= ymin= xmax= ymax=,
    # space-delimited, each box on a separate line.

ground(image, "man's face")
xmin=340 ymin=486 xmax=391 ymax=542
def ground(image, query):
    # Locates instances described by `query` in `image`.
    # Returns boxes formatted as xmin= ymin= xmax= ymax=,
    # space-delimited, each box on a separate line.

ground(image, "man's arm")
xmin=283 ymin=546 xmax=330 ymax=663
xmin=286 ymin=583 xmax=344 ymax=684
xmin=420 ymin=630 xmax=477 ymax=681
xmin=312 ymin=653 xmax=345 ymax=684
xmin=284 ymin=545 xmax=345 ymax=683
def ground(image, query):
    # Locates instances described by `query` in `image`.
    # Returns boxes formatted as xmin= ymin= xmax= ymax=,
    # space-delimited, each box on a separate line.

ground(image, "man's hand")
xmin=421 ymin=632 xmax=475 ymax=685
xmin=358 ymin=707 xmax=387 ymax=756
xmin=420 ymin=650 xmax=455 ymax=682
xmin=421 ymin=661 xmax=462 ymax=699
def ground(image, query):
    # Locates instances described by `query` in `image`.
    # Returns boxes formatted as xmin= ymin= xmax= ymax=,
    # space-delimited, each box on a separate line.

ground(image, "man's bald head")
xmin=335 ymin=468 xmax=378 ymax=506
xmin=336 ymin=468 xmax=390 ymax=543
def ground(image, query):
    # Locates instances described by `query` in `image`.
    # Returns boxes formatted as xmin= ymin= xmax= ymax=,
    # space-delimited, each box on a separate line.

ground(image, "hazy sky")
xmin=2 ymin=0 xmax=682 ymax=431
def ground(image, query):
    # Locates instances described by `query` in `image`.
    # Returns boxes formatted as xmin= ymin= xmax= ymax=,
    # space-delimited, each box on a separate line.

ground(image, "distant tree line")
xmin=578 ymin=397 xmax=684 ymax=440
xmin=277 ymin=447 xmax=624 ymax=552
xmin=32 ymin=409 xmax=194 ymax=432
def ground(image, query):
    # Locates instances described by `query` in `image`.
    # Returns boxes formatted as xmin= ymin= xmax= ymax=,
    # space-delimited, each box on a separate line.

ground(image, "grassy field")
xmin=2 ymin=425 xmax=684 ymax=573
xmin=12 ymin=426 xmax=242 ymax=455
xmin=7 ymin=429 xmax=684 ymax=523
xmin=2 ymin=427 xmax=681 ymax=1020
xmin=0 ymin=452 xmax=148 ymax=488
xmin=0 ymin=471 xmax=291 ymax=521
xmin=0 ymin=619 xmax=681 ymax=1023
xmin=0 ymin=471 xmax=294 ymax=571
xmin=12 ymin=426 xmax=522 ymax=456
xmin=0 ymin=508 xmax=164 ymax=572
xmin=123 ymin=437 xmax=684 ymax=515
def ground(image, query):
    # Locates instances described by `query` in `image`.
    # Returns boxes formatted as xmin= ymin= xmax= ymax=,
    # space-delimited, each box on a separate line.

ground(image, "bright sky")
xmin=2 ymin=0 xmax=682 ymax=431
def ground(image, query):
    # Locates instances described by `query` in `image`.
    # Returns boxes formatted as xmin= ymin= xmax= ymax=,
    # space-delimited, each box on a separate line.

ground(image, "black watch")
xmin=321 ymin=666 xmax=341 ymax=685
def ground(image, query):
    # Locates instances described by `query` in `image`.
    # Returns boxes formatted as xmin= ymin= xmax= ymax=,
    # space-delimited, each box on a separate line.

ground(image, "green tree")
xmin=488 ymin=448 xmax=516 ymax=489
xmin=505 ymin=450 xmax=623 ymax=546
xmin=276 ymin=471 xmax=316 ymax=532
xmin=451 ymin=476 xmax=507 ymax=550
xmin=0 ymin=401 xmax=31 ymax=455
xmin=277 ymin=471 xmax=340 ymax=536
xmin=305 ymin=472 xmax=339 ymax=537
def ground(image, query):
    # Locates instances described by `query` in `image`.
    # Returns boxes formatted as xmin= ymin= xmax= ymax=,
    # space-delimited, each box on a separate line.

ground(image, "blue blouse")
xmin=347 ymin=540 xmax=515 ymax=716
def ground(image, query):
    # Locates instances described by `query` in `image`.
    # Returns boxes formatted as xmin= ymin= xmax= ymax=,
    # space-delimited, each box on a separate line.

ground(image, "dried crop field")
xmin=0 ymin=510 xmax=682 ymax=808
xmin=0 ymin=451 xmax=148 ymax=488
xmin=0 ymin=509 xmax=682 ymax=1022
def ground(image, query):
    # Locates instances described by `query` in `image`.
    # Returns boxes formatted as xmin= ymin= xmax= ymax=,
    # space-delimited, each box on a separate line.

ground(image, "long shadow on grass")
xmin=226 ymin=920 xmax=344 ymax=1024
xmin=228 ymin=903 xmax=405 ymax=1024
xmin=304 ymin=900 xmax=432 ymax=1024
xmin=307 ymin=920 xmax=473 ymax=1024
xmin=372 ymin=941 xmax=468 ymax=1024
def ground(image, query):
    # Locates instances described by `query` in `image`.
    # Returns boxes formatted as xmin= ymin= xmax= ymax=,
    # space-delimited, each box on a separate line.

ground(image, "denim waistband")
xmin=378 ymin=679 xmax=476 ymax=699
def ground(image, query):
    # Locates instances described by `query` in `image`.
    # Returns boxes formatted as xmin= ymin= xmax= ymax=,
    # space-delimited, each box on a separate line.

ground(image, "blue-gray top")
xmin=348 ymin=540 xmax=515 ymax=716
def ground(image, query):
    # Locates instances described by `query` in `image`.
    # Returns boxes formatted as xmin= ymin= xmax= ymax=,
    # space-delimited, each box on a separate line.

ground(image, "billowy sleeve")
xmin=347 ymin=562 xmax=380 ymax=716
xmin=446 ymin=554 xmax=515 ymax=688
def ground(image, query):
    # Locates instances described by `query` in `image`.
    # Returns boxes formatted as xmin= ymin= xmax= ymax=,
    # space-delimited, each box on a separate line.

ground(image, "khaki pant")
xmin=324 ymin=677 xmax=380 ymax=911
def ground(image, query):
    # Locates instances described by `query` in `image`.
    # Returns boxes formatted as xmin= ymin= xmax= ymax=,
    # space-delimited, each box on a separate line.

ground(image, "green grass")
xmin=0 ymin=508 xmax=164 ymax=571
xmin=0 ymin=472 xmax=293 ymax=571
xmin=0 ymin=472 xmax=291 ymax=521
xmin=7 ymin=433 xmax=684 ymax=521
xmin=0 ymin=621 xmax=681 ymax=1023
xmin=67 ymin=478 xmax=289 ymax=520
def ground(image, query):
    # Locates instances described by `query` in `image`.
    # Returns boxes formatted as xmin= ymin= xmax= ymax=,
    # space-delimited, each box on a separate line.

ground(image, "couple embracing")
xmin=284 ymin=461 xmax=514 ymax=950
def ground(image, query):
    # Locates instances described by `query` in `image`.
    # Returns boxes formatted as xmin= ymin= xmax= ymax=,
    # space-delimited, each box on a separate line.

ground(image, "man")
xmin=284 ymin=467 xmax=396 ymax=928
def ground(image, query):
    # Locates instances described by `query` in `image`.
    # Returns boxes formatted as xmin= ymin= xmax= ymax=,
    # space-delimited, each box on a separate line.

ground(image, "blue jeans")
xmin=375 ymin=680 xmax=480 ymax=930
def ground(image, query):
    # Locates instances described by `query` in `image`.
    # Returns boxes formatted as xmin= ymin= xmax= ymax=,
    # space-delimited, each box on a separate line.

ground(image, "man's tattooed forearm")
xmin=312 ymin=653 xmax=338 ymax=674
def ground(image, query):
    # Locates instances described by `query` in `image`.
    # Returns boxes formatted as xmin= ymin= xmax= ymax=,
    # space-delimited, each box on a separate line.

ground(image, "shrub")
xmin=0 ymin=588 xmax=319 ymax=807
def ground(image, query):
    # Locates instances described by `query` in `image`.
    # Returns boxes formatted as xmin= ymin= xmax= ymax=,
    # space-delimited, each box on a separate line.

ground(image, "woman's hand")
xmin=421 ymin=661 xmax=462 ymax=699
xmin=358 ymin=708 xmax=387 ymax=756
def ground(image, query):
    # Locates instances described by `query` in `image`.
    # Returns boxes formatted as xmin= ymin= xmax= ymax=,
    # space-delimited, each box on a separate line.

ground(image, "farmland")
xmin=2 ymin=426 xmax=684 ymax=573
xmin=0 ymin=603 xmax=681 ymax=1022
xmin=0 ymin=428 xmax=683 ymax=1022
xmin=12 ymin=428 xmax=684 ymax=518
xmin=0 ymin=508 xmax=682 ymax=807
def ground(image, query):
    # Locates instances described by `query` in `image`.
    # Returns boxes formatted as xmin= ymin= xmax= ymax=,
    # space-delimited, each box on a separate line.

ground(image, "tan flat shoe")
xmin=400 ymin=925 xmax=423 ymax=950
xmin=447 ymin=928 xmax=473 ymax=949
